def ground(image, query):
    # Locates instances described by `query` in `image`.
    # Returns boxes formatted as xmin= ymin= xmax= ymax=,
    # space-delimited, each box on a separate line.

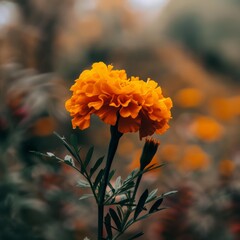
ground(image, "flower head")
xmin=175 ymin=88 xmax=204 ymax=108
xmin=65 ymin=62 xmax=172 ymax=139
xmin=190 ymin=115 xmax=224 ymax=142
xmin=179 ymin=145 xmax=210 ymax=172
xmin=219 ymin=159 xmax=235 ymax=177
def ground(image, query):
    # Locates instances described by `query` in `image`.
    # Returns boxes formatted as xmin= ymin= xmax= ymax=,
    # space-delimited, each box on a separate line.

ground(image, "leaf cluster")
xmin=31 ymin=132 xmax=177 ymax=239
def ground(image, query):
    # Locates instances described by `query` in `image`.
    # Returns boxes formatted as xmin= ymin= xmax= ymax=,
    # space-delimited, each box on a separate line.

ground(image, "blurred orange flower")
xmin=190 ymin=115 xmax=224 ymax=142
xmin=65 ymin=62 xmax=172 ymax=139
xmin=219 ymin=159 xmax=235 ymax=177
xmin=31 ymin=116 xmax=56 ymax=136
xmin=179 ymin=145 xmax=210 ymax=172
xmin=174 ymin=88 xmax=204 ymax=108
xmin=160 ymin=144 xmax=180 ymax=162
xmin=210 ymin=96 xmax=240 ymax=121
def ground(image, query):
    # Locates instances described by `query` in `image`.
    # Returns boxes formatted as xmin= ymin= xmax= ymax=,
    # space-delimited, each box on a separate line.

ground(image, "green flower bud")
xmin=140 ymin=138 xmax=160 ymax=170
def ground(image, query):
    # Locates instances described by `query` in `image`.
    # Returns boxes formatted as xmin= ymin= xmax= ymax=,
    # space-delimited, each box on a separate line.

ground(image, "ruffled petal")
xmin=97 ymin=106 xmax=118 ymax=125
xmin=118 ymin=116 xmax=141 ymax=133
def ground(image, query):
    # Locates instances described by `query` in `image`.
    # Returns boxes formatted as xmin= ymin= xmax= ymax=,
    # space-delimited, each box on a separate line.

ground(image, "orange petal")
xmin=87 ymin=95 xmax=107 ymax=110
xmin=96 ymin=106 xmax=118 ymax=125
xmin=118 ymin=116 xmax=140 ymax=133
xmin=72 ymin=115 xmax=90 ymax=130
xmin=139 ymin=113 xmax=156 ymax=139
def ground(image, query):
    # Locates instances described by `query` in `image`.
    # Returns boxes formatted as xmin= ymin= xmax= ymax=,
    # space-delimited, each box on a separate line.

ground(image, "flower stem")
xmin=98 ymin=124 xmax=123 ymax=240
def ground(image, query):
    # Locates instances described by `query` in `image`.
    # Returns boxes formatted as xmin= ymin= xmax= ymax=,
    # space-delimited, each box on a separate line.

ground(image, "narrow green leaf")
xmin=115 ymin=176 xmax=122 ymax=190
xmin=90 ymin=156 xmax=104 ymax=178
xmin=79 ymin=194 xmax=94 ymax=201
xmin=136 ymin=214 xmax=149 ymax=221
xmin=108 ymin=169 xmax=116 ymax=181
xmin=128 ymin=232 xmax=144 ymax=240
xmin=145 ymin=163 xmax=165 ymax=172
xmin=46 ymin=152 xmax=55 ymax=157
xmin=76 ymin=179 xmax=90 ymax=188
xmin=149 ymin=198 xmax=163 ymax=214
xmin=64 ymin=155 xmax=75 ymax=167
xmin=93 ymin=169 xmax=105 ymax=190
xmin=162 ymin=190 xmax=178 ymax=197
xmin=109 ymin=208 xmax=122 ymax=231
xmin=84 ymin=146 xmax=94 ymax=168
xmin=104 ymin=213 xmax=112 ymax=239
xmin=134 ymin=189 xmax=149 ymax=220
xmin=107 ymin=181 xmax=115 ymax=194
xmin=118 ymin=182 xmax=135 ymax=194
xmin=54 ymin=132 xmax=76 ymax=158
xmin=126 ymin=169 xmax=139 ymax=181
xmin=146 ymin=188 xmax=158 ymax=203
xmin=116 ymin=199 xmax=131 ymax=206
xmin=116 ymin=206 xmax=123 ymax=221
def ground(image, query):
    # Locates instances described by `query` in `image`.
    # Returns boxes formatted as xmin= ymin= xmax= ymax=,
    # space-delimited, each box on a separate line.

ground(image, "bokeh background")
xmin=1 ymin=0 xmax=240 ymax=239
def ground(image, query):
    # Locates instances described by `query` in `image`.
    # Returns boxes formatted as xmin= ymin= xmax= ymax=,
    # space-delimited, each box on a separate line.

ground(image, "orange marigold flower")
xmin=210 ymin=96 xmax=240 ymax=121
xmin=174 ymin=88 xmax=204 ymax=108
xmin=31 ymin=117 xmax=56 ymax=136
xmin=219 ymin=159 xmax=235 ymax=177
xmin=190 ymin=115 xmax=224 ymax=142
xmin=179 ymin=145 xmax=210 ymax=172
xmin=160 ymin=144 xmax=180 ymax=162
xmin=65 ymin=62 xmax=172 ymax=139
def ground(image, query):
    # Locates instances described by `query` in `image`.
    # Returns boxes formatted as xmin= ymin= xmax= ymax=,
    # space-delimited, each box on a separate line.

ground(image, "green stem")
xmin=98 ymin=124 xmax=123 ymax=240
xmin=132 ymin=170 xmax=143 ymax=202
xmin=113 ymin=167 xmax=144 ymax=240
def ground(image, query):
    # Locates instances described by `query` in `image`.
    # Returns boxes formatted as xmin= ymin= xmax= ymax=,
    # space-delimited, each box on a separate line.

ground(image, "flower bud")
xmin=140 ymin=138 xmax=160 ymax=170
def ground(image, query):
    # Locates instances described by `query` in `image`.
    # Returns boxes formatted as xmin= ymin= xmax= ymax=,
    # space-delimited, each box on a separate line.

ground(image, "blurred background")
xmin=0 ymin=0 xmax=240 ymax=239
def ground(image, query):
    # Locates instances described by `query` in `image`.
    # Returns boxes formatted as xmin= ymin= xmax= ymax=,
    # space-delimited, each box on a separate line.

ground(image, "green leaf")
xmin=46 ymin=152 xmax=55 ymax=157
xmin=109 ymin=208 xmax=122 ymax=231
xmin=115 ymin=176 xmax=122 ymax=190
xmin=128 ymin=232 xmax=144 ymax=240
xmin=84 ymin=146 xmax=94 ymax=168
xmin=106 ymin=170 xmax=116 ymax=194
xmin=107 ymin=181 xmax=115 ymax=194
xmin=116 ymin=199 xmax=131 ymax=206
xmin=104 ymin=213 xmax=112 ymax=239
xmin=93 ymin=169 xmax=105 ymax=190
xmin=146 ymin=188 xmax=158 ymax=203
xmin=64 ymin=155 xmax=75 ymax=167
xmin=116 ymin=206 xmax=123 ymax=221
xmin=149 ymin=198 xmax=163 ymax=214
xmin=90 ymin=156 xmax=104 ymax=178
xmin=162 ymin=190 xmax=178 ymax=197
xmin=54 ymin=132 xmax=76 ymax=158
xmin=126 ymin=168 xmax=139 ymax=181
xmin=135 ymin=214 xmax=149 ymax=222
xmin=76 ymin=179 xmax=90 ymax=188
xmin=79 ymin=194 xmax=94 ymax=201
xmin=108 ymin=169 xmax=116 ymax=181
xmin=118 ymin=181 xmax=135 ymax=194
xmin=134 ymin=189 xmax=148 ymax=220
